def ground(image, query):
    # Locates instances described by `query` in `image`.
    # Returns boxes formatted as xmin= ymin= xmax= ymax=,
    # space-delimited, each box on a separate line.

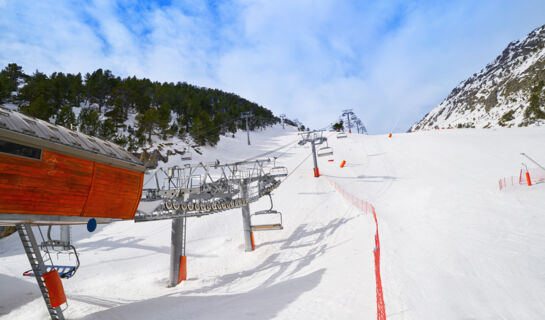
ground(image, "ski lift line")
xmin=142 ymin=115 xmax=291 ymax=188
xmin=284 ymin=152 xmax=313 ymax=181
xmin=242 ymin=138 xmax=300 ymax=162
xmin=145 ymin=134 xmax=299 ymax=191
xmin=188 ymin=114 xmax=282 ymax=139
xmin=521 ymin=153 xmax=545 ymax=172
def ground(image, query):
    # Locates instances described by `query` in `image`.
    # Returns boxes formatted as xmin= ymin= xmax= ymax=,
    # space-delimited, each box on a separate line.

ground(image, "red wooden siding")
xmin=0 ymin=150 xmax=143 ymax=220
xmin=82 ymin=163 xmax=143 ymax=219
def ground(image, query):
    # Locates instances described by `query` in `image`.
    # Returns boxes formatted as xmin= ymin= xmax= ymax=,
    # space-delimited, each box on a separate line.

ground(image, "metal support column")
xmin=280 ymin=114 xmax=286 ymax=129
xmin=311 ymin=141 xmax=319 ymax=177
xmin=241 ymin=183 xmax=254 ymax=251
xmin=241 ymin=112 xmax=252 ymax=145
xmin=60 ymin=225 xmax=70 ymax=249
xmin=16 ymin=224 xmax=65 ymax=320
xmin=169 ymin=217 xmax=187 ymax=287
xmin=342 ymin=109 xmax=354 ymax=134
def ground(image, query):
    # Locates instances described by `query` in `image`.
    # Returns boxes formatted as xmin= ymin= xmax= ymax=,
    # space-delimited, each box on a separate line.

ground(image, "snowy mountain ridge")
xmin=412 ymin=24 xmax=545 ymax=131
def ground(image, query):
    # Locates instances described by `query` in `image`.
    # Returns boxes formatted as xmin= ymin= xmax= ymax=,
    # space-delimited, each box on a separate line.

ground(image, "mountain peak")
xmin=412 ymin=24 xmax=545 ymax=131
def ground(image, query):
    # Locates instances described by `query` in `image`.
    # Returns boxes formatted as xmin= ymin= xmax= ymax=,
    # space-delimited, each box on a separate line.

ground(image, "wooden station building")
xmin=0 ymin=107 xmax=145 ymax=226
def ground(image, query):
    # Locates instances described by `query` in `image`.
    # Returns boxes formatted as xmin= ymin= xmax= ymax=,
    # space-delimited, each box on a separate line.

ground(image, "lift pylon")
xmin=298 ymin=131 xmax=328 ymax=177
xmin=169 ymin=217 xmax=187 ymax=287
xmin=136 ymin=158 xmax=288 ymax=285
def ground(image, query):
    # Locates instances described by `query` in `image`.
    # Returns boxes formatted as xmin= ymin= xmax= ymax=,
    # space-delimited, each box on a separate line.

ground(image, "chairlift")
xmin=250 ymin=194 xmax=283 ymax=231
xmin=269 ymin=157 xmax=288 ymax=177
xmin=270 ymin=166 xmax=288 ymax=177
xmin=337 ymin=132 xmax=347 ymax=139
xmin=23 ymin=226 xmax=80 ymax=279
xmin=317 ymin=142 xmax=334 ymax=157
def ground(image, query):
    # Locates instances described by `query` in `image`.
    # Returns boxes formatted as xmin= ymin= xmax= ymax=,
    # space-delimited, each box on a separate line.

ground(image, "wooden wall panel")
xmin=0 ymin=150 xmax=143 ymax=220
xmin=82 ymin=163 xmax=144 ymax=219
xmin=0 ymin=151 xmax=92 ymax=216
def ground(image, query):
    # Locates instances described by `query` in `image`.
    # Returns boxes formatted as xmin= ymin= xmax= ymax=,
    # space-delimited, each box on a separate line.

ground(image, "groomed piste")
xmin=1 ymin=124 xmax=545 ymax=319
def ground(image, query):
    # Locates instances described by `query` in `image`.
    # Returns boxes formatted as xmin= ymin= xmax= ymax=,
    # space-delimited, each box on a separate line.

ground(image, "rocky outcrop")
xmin=412 ymin=24 xmax=545 ymax=131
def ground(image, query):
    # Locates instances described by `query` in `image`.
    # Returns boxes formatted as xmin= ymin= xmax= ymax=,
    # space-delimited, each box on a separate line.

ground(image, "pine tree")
xmin=79 ymin=107 xmax=101 ymax=136
xmin=100 ymin=118 xmax=117 ymax=140
xmin=136 ymin=108 xmax=159 ymax=144
xmin=56 ymin=105 xmax=76 ymax=129
xmin=20 ymin=95 xmax=51 ymax=120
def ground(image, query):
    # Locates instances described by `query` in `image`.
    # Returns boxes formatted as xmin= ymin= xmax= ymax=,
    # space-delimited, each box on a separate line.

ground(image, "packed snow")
xmin=1 ymin=125 xmax=544 ymax=319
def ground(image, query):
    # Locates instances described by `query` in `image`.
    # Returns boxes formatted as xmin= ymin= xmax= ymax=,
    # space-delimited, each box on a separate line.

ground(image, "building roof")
xmin=0 ymin=106 xmax=144 ymax=172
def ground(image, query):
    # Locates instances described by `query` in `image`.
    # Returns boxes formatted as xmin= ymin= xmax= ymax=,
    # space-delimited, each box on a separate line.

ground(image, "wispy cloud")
xmin=1 ymin=0 xmax=544 ymax=132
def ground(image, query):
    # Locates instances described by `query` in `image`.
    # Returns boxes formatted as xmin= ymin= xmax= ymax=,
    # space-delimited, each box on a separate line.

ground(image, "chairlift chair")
xmin=250 ymin=194 xmax=283 ymax=231
xmin=317 ymin=143 xmax=334 ymax=157
xmin=337 ymin=132 xmax=347 ymax=139
xmin=269 ymin=157 xmax=288 ymax=177
xmin=269 ymin=166 xmax=288 ymax=177
xmin=23 ymin=226 xmax=80 ymax=279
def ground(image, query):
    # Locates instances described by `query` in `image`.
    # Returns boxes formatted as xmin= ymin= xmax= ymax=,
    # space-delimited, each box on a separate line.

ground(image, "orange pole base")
xmin=178 ymin=256 xmax=187 ymax=283
xmin=340 ymin=160 xmax=346 ymax=168
xmin=388 ymin=133 xmax=392 ymax=138
xmin=250 ymin=232 xmax=256 ymax=250
xmin=313 ymin=168 xmax=320 ymax=177
xmin=42 ymin=269 xmax=66 ymax=308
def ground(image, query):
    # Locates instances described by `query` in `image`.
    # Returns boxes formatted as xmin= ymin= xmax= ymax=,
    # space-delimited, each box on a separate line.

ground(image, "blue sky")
xmin=1 ymin=0 xmax=545 ymax=133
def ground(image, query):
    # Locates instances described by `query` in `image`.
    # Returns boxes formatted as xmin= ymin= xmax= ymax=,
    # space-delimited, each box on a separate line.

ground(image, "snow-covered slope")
xmin=332 ymin=129 xmax=545 ymax=319
xmin=412 ymin=24 xmax=545 ymax=131
xmin=1 ymin=126 xmax=545 ymax=319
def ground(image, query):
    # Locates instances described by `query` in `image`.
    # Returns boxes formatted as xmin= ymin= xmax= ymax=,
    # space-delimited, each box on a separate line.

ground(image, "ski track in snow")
xmin=1 ymin=125 xmax=545 ymax=319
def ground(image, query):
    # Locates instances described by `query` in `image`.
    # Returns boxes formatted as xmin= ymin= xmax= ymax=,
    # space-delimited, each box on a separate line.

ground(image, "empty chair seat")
xmin=251 ymin=224 xmax=283 ymax=231
xmin=23 ymin=265 xmax=77 ymax=279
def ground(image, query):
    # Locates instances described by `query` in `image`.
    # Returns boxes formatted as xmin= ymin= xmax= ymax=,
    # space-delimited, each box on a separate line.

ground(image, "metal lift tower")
xmin=342 ymin=109 xmax=354 ymax=133
xmin=241 ymin=112 xmax=253 ymax=145
xmin=298 ymin=131 xmax=328 ymax=178
xmin=279 ymin=114 xmax=286 ymax=129
xmin=137 ymin=159 xmax=288 ymax=287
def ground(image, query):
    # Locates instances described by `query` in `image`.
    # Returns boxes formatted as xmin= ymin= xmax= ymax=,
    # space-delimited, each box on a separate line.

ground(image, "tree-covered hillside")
xmin=0 ymin=63 xmax=282 ymax=150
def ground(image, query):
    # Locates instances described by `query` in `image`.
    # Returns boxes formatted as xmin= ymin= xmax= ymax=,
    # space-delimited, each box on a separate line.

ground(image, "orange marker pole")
xmin=250 ymin=232 xmax=256 ymax=250
xmin=526 ymin=172 xmax=532 ymax=186
xmin=388 ymin=133 xmax=392 ymax=138
xmin=340 ymin=160 xmax=346 ymax=168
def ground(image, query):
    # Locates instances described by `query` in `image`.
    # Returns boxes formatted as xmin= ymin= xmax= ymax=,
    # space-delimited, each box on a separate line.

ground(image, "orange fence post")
xmin=340 ymin=160 xmax=346 ymax=168
xmin=526 ymin=171 xmax=532 ymax=186
xmin=42 ymin=269 xmax=66 ymax=308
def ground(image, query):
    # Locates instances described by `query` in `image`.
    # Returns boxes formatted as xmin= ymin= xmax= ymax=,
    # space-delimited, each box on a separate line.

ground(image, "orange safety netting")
xmin=325 ymin=176 xmax=386 ymax=320
xmin=498 ymin=167 xmax=545 ymax=191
